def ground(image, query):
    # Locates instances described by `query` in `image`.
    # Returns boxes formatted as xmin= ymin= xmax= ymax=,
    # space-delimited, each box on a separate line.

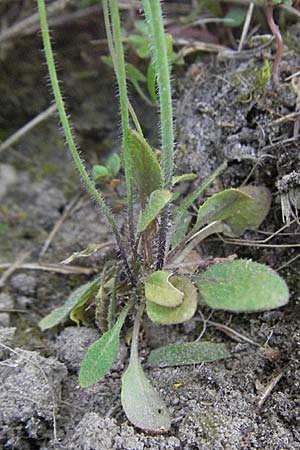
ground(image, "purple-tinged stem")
xmin=266 ymin=5 xmax=283 ymax=85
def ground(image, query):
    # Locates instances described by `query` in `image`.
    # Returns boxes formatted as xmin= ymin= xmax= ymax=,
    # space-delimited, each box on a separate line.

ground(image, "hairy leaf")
xmin=138 ymin=189 xmax=171 ymax=233
xmin=121 ymin=348 xmax=171 ymax=432
xmin=144 ymin=270 xmax=183 ymax=307
xmin=172 ymin=173 xmax=197 ymax=186
xmin=197 ymin=260 xmax=289 ymax=312
xmin=39 ymin=278 xmax=100 ymax=330
xmin=146 ymin=276 xmax=197 ymax=324
xmin=196 ymin=188 xmax=253 ymax=230
xmin=129 ymin=129 xmax=162 ymax=202
xmin=148 ymin=341 xmax=230 ymax=367
xmin=79 ymin=304 xmax=130 ymax=387
xmin=223 ymin=185 xmax=271 ymax=236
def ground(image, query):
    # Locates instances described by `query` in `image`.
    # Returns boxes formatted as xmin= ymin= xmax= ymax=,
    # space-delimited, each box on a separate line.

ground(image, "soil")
xmin=1 ymin=3 xmax=300 ymax=450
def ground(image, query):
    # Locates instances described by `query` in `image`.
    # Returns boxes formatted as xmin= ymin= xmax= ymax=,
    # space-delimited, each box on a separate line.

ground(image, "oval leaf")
xmin=197 ymin=260 xmax=289 ymax=312
xmin=129 ymin=129 xmax=162 ymax=202
xmin=92 ymin=165 xmax=109 ymax=180
xmin=196 ymin=188 xmax=253 ymax=230
xmin=121 ymin=351 xmax=171 ymax=432
xmin=79 ymin=304 xmax=130 ymax=388
xmin=39 ymin=278 xmax=100 ymax=331
xmin=144 ymin=270 xmax=183 ymax=307
xmin=148 ymin=341 xmax=230 ymax=368
xmin=146 ymin=275 xmax=197 ymax=324
xmin=223 ymin=185 xmax=271 ymax=237
xmin=138 ymin=190 xmax=171 ymax=234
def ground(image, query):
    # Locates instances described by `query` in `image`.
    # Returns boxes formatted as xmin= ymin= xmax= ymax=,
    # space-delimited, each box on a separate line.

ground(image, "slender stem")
xmin=128 ymin=101 xmax=143 ymax=136
xmin=238 ymin=1 xmax=254 ymax=51
xmin=107 ymin=270 xmax=118 ymax=329
xmin=131 ymin=80 xmax=154 ymax=107
xmin=266 ymin=5 xmax=283 ymax=85
xmin=109 ymin=0 xmax=135 ymax=249
xmin=103 ymin=2 xmax=144 ymax=138
xmin=131 ymin=301 xmax=145 ymax=359
xmin=37 ymin=0 xmax=135 ymax=286
xmin=173 ymin=220 xmax=225 ymax=264
xmin=142 ymin=0 xmax=174 ymax=269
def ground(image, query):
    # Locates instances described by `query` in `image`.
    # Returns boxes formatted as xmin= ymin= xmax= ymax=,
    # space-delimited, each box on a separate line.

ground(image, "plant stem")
xmin=102 ymin=3 xmax=144 ymax=138
xmin=265 ymin=4 xmax=283 ymax=85
xmin=131 ymin=301 xmax=145 ymax=359
xmin=107 ymin=270 xmax=118 ymax=329
xmin=142 ymin=0 xmax=174 ymax=269
xmin=109 ymin=0 xmax=135 ymax=249
xmin=173 ymin=220 xmax=225 ymax=264
xmin=37 ymin=0 xmax=135 ymax=286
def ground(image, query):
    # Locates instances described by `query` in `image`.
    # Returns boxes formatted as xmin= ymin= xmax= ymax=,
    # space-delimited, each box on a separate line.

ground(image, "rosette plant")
xmin=38 ymin=0 xmax=289 ymax=432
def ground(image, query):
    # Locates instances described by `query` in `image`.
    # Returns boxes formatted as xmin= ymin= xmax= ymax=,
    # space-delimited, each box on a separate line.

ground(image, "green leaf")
xmin=148 ymin=341 xmax=231 ymax=367
xmin=128 ymin=34 xmax=150 ymax=59
xmin=146 ymin=276 xmax=197 ymax=324
xmin=171 ymin=209 xmax=192 ymax=249
xmin=129 ymin=129 xmax=162 ymax=202
xmin=144 ymin=270 xmax=183 ymax=307
xmin=255 ymin=0 xmax=292 ymax=4
xmin=224 ymin=8 xmax=247 ymax=28
xmin=121 ymin=347 xmax=171 ymax=432
xmin=92 ymin=165 xmax=109 ymax=180
xmin=102 ymin=55 xmax=147 ymax=83
xmin=197 ymin=260 xmax=289 ymax=312
xmin=172 ymin=173 xmax=197 ymax=186
xmin=106 ymin=153 xmax=120 ymax=178
xmin=196 ymin=188 xmax=253 ymax=230
xmin=39 ymin=279 xmax=100 ymax=330
xmin=79 ymin=304 xmax=130 ymax=388
xmin=138 ymin=189 xmax=171 ymax=234
xmin=223 ymin=185 xmax=271 ymax=237
xmin=126 ymin=62 xmax=146 ymax=83
xmin=135 ymin=20 xmax=149 ymax=36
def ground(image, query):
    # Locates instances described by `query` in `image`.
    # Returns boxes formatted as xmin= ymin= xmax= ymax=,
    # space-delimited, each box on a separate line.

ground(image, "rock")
xmin=0 ymin=327 xmax=15 ymax=359
xmin=0 ymin=293 xmax=14 ymax=327
xmin=0 ymin=313 xmax=10 ymax=327
xmin=66 ymin=413 xmax=117 ymax=450
xmin=0 ymin=349 xmax=67 ymax=447
xmin=10 ymin=273 xmax=37 ymax=295
xmin=55 ymin=326 xmax=128 ymax=373
xmin=55 ymin=326 xmax=100 ymax=372
xmin=0 ymin=164 xmax=17 ymax=201
xmin=0 ymin=292 xmax=14 ymax=309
